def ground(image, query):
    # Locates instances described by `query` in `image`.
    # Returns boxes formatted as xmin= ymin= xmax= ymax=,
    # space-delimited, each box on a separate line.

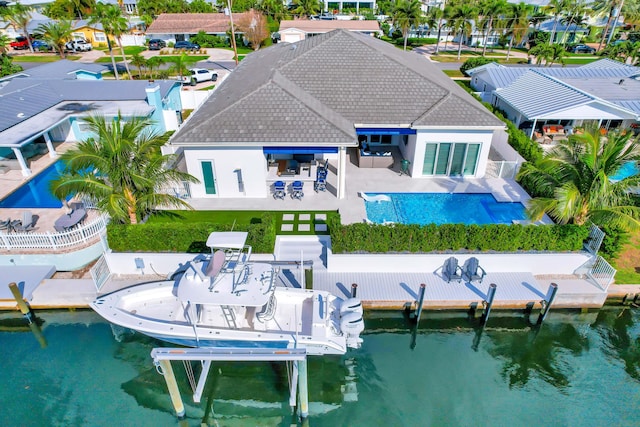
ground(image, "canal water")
xmin=1 ymin=307 xmax=639 ymax=426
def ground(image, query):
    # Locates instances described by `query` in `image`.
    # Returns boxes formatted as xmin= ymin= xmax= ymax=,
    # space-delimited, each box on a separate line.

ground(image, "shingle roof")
xmin=0 ymin=79 xmax=177 ymax=132
xmin=146 ymin=13 xmax=250 ymax=34
xmin=279 ymin=19 xmax=381 ymax=33
xmin=172 ymin=30 xmax=503 ymax=146
xmin=6 ymin=59 xmax=107 ymax=79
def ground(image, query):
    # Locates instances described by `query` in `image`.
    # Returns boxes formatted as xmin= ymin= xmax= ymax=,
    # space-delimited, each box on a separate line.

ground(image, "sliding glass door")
xmin=422 ymin=142 xmax=480 ymax=176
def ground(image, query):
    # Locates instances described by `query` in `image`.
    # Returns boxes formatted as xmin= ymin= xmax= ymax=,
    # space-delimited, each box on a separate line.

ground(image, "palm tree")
xmin=544 ymin=0 xmax=569 ymax=45
xmin=505 ymin=2 xmax=532 ymax=60
xmin=290 ymin=0 xmax=321 ymax=18
xmin=145 ymin=56 xmax=165 ymax=79
xmin=260 ymin=0 xmax=287 ymax=21
xmin=449 ymin=4 xmax=477 ymax=59
xmin=50 ymin=114 xmax=199 ymax=225
xmin=35 ymin=21 xmax=73 ymax=59
xmin=166 ymin=53 xmax=190 ymax=82
xmin=5 ymin=2 xmax=34 ymax=53
xmin=479 ymin=0 xmax=508 ymax=57
xmin=517 ymin=126 xmax=640 ymax=229
xmin=392 ymin=0 xmax=423 ymax=51
xmin=0 ymin=33 xmax=10 ymax=54
xmin=129 ymin=53 xmax=147 ymax=79
xmin=529 ymin=42 xmax=554 ymax=64
xmin=425 ymin=6 xmax=445 ymax=54
xmin=90 ymin=3 xmax=131 ymax=79
xmin=559 ymin=0 xmax=588 ymax=46
xmin=547 ymin=43 xmax=568 ymax=66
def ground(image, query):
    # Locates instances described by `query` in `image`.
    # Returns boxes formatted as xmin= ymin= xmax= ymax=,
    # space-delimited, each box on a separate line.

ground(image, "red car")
xmin=10 ymin=36 xmax=31 ymax=50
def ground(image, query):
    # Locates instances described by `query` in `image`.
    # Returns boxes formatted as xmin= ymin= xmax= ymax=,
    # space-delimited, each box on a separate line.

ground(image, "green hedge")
xmin=328 ymin=216 xmax=589 ymax=253
xmin=107 ymin=212 xmax=276 ymax=253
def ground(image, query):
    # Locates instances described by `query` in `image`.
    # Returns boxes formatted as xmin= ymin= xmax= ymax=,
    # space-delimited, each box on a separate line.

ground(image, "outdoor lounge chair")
xmin=442 ymin=257 xmax=462 ymax=283
xmin=462 ymin=257 xmax=486 ymax=284
xmin=314 ymin=176 xmax=327 ymax=192
xmin=273 ymin=181 xmax=286 ymax=200
xmin=13 ymin=211 xmax=36 ymax=233
xmin=291 ymin=181 xmax=304 ymax=200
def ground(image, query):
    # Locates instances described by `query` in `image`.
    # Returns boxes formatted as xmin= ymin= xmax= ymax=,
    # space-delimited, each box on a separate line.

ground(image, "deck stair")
xmin=221 ymin=305 xmax=237 ymax=329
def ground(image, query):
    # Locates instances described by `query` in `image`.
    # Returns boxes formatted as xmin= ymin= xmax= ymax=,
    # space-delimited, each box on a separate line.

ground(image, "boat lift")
xmin=151 ymin=347 xmax=309 ymax=420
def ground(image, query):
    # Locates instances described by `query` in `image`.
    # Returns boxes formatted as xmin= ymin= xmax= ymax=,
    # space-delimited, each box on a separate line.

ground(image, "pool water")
xmin=610 ymin=161 xmax=639 ymax=182
xmin=0 ymin=160 xmax=68 ymax=209
xmin=365 ymin=193 xmax=527 ymax=225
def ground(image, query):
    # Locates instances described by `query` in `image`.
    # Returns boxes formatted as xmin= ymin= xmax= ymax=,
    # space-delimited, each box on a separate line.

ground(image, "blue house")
xmin=0 ymin=61 xmax=183 ymax=176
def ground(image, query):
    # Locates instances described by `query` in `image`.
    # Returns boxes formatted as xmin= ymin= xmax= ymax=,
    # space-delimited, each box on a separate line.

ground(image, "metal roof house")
xmin=468 ymin=59 xmax=640 ymax=138
xmin=0 ymin=62 xmax=183 ymax=176
xmin=164 ymin=30 xmax=504 ymax=200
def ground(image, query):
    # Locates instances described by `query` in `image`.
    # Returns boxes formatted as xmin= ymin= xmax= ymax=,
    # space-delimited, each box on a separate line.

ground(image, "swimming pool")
xmin=0 ymin=160 xmax=68 ymax=209
xmin=364 ymin=193 xmax=528 ymax=225
xmin=610 ymin=161 xmax=639 ymax=182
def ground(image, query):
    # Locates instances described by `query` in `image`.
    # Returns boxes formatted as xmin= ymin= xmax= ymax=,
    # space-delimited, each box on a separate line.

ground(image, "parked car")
xmin=31 ymin=40 xmax=51 ymax=51
xmin=10 ymin=36 xmax=31 ymax=50
xmin=568 ymin=44 xmax=596 ymax=54
xmin=65 ymin=39 xmax=92 ymax=52
xmin=178 ymin=68 xmax=218 ymax=85
xmin=173 ymin=41 xmax=200 ymax=51
xmin=148 ymin=39 xmax=166 ymax=50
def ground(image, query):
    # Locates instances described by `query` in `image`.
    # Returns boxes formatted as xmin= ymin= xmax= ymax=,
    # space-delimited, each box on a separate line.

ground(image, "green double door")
xmin=422 ymin=143 xmax=480 ymax=176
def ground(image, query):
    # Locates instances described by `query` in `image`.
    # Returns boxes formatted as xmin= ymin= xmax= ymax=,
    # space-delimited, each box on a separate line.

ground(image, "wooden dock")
xmin=313 ymin=271 xmax=609 ymax=310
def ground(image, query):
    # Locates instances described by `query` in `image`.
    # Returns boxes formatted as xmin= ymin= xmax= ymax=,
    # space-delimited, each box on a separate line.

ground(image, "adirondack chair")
xmin=462 ymin=257 xmax=486 ymax=284
xmin=442 ymin=257 xmax=462 ymax=283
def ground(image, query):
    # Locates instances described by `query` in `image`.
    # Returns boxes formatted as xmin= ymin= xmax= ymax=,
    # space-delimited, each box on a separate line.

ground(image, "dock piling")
xmin=297 ymin=359 xmax=309 ymax=420
xmin=481 ymin=284 xmax=497 ymax=325
xmin=537 ymin=283 xmax=558 ymax=325
xmin=351 ymin=283 xmax=358 ymax=298
xmin=158 ymin=360 xmax=186 ymax=419
xmin=410 ymin=284 xmax=426 ymax=323
xmin=9 ymin=282 xmax=33 ymax=322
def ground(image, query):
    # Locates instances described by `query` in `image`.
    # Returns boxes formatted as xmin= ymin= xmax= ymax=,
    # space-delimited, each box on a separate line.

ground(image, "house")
xmin=279 ymin=19 xmax=381 ymax=43
xmin=0 ymin=61 xmax=183 ymax=176
xmin=70 ymin=20 xmax=111 ymax=47
xmin=145 ymin=13 xmax=251 ymax=45
xmin=468 ymin=59 xmax=640 ymax=137
xmin=164 ymin=30 xmax=504 ymax=200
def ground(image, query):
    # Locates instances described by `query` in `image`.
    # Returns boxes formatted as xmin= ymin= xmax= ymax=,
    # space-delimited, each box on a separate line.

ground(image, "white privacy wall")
xmin=183 ymin=147 xmax=269 ymax=198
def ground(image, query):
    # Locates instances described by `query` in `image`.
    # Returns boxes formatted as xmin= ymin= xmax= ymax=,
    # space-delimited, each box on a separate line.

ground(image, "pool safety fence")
xmin=0 ymin=215 xmax=109 ymax=251
xmin=485 ymin=160 xmax=519 ymax=179
xmin=587 ymin=255 xmax=616 ymax=291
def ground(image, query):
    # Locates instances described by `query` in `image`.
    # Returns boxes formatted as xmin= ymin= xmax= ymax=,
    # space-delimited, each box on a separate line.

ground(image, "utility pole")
xmin=226 ymin=0 xmax=239 ymax=65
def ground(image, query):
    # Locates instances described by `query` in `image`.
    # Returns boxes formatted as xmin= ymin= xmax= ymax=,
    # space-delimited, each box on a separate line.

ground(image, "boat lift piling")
xmin=481 ymin=284 xmax=498 ymax=325
xmin=151 ymin=348 xmax=308 ymax=421
xmin=410 ymin=284 xmax=426 ymax=323
xmin=8 ymin=282 xmax=47 ymax=348
xmin=351 ymin=283 xmax=358 ymax=298
xmin=537 ymin=283 xmax=559 ymax=325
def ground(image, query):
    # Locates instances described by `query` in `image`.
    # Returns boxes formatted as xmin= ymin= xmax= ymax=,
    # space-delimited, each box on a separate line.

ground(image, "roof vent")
xmin=17 ymin=113 xmax=24 ymax=118
xmin=619 ymin=79 xmax=625 ymax=85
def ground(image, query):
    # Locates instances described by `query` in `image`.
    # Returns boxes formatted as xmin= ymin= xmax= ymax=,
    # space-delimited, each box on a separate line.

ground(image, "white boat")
xmin=91 ymin=232 xmax=364 ymax=355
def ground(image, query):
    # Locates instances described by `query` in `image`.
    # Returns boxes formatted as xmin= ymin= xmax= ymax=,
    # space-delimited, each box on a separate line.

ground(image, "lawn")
xmin=562 ymin=57 xmax=600 ymax=65
xmin=147 ymin=210 xmax=337 ymax=236
xmin=156 ymin=55 xmax=209 ymax=64
xmin=124 ymin=46 xmax=146 ymax=55
xmin=12 ymin=55 xmax=80 ymax=62
xmin=431 ymin=54 xmax=526 ymax=64
xmin=443 ymin=69 xmax=465 ymax=77
xmin=612 ymin=231 xmax=640 ymax=284
xmin=95 ymin=56 xmax=128 ymax=63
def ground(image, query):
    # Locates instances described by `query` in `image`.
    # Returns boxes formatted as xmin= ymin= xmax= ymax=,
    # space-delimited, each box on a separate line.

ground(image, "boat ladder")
xmin=221 ymin=305 xmax=237 ymax=329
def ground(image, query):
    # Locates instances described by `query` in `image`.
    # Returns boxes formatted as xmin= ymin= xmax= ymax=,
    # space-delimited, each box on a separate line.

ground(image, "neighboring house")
xmin=1 ymin=11 xmax=52 ymax=39
xmin=165 ymin=30 xmax=504 ymax=200
xmin=316 ymin=0 xmax=377 ymax=14
xmin=70 ymin=20 xmax=110 ymax=46
xmin=0 ymin=61 xmax=183 ymax=176
xmin=468 ymin=59 xmax=640 ymax=137
xmin=279 ymin=19 xmax=381 ymax=43
xmin=535 ymin=19 xmax=589 ymax=45
xmin=145 ymin=13 xmax=251 ymax=44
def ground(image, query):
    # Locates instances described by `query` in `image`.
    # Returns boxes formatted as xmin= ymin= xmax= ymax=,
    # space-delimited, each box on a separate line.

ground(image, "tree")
xmin=504 ymin=2 xmax=532 ymax=60
xmin=0 ymin=53 xmax=23 ymax=77
xmin=166 ymin=53 xmax=189 ymax=81
xmin=529 ymin=42 xmax=554 ymax=64
xmin=517 ymin=126 xmax=640 ymax=229
xmin=543 ymin=0 xmax=569 ymax=45
xmin=4 ymin=2 xmax=34 ymax=53
xmin=290 ymin=0 xmax=321 ymax=18
xmin=188 ymin=0 xmax=214 ymax=13
xmin=392 ymin=0 xmax=423 ymax=51
xmin=145 ymin=56 xmax=165 ymax=79
xmin=90 ymin=3 xmax=131 ymax=79
xmin=35 ymin=20 xmax=73 ymax=59
xmin=0 ymin=33 xmax=10 ymax=54
xmin=559 ymin=0 xmax=588 ymax=46
xmin=236 ymin=9 xmax=269 ymax=51
xmin=129 ymin=53 xmax=147 ymax=79
xmin=50 ymin=114 xmax=199 ymax=225
xmin=479 ymin=0 xmax=508 ymax=56
xmin=425 ymin=6 xmax=445 ymax=54
xmin=259 ymin=0 xmax=287 ymax=22
xmin=449 ymin=3 xmax=477 ymax=59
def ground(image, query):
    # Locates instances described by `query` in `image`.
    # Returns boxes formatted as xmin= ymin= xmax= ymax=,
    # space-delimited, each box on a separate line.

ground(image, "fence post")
xmin=0 ymin=233 xmax=9 ymax=250
xmin=498 ymin=161 xmax=504 ymax=178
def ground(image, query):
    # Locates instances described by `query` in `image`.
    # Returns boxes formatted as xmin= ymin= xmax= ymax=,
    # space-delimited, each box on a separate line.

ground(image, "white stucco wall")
xmin=409 ymin=129 xmax=494 ymax=177
xmin=183 ymin=147 xmax=268 ymax=198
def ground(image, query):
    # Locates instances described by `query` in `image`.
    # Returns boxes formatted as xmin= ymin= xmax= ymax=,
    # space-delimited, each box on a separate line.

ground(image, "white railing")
xmin=161 ymin=181 xmax=192 ymax=199
xmin=585 ymin=223 xmax=605 ymax=255
xmin=90 ymin=254 xmax=111 ymax=292
xmin=0 ymin=215 xmax=109 ymax=251
xmin=587 ymin=255 xmax=617 ymax=291
xmin=485 ymin=160 xmax=519 ymax=179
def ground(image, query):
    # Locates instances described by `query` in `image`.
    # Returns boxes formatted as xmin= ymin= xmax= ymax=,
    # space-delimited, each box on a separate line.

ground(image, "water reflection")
xmin=593 ymin=307 xmax=640 ymax=382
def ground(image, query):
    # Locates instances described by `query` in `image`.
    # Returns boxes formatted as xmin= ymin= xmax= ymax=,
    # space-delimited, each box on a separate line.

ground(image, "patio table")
xmin=54 ymin=208 xmax=87 ymax=232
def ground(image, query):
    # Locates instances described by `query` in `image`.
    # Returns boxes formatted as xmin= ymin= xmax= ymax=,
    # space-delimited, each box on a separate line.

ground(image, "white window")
xmin=94 ymin=32 xmax=107 ymax=42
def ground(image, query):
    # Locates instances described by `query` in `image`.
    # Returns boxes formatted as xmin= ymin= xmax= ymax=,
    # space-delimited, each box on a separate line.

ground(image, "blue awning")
xmin=263 ymin=147 xmax=338 ymax=154
xmin=356 ymin=128 xmax=416 ymax=135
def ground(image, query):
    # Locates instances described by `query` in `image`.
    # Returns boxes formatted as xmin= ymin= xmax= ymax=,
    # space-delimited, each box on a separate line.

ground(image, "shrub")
xmin=329 ymin=220 xmax=589 ymax=254
xmin=107 ymin=212 xmax=276 ymax=254
xmin=460 ymin=57 xmax=495 ymax=76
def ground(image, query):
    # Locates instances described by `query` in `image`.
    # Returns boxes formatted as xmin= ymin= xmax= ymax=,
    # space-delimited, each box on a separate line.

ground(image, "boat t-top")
xmin=91 ymin=232 xmax=364 ymax=355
